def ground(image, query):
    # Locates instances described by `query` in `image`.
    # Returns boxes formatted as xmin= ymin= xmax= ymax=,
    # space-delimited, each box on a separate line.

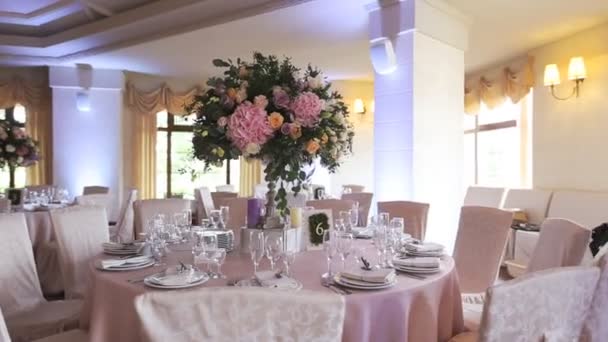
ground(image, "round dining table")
xmin=81 ymin=240 xmax=464 ymax=342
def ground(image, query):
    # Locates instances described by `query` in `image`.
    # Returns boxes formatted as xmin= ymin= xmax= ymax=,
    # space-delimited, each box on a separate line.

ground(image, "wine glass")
xmin=373 ymin=226 xmax=388 ymax=268
xmin=349 ymin=207 xmax=359 ymax=228
xmin=213 ymin=248 xmax=227 ymax=279
xmin=339 ymin=211 xmax=351 ymax=232
xmin=201 ymin=218 xmax=211 ymax=229
xmin=249 ymin=231 xmax=265 ymax=276
xmin=334 ymin=218 xmax=345 ymax=232
xmin=209 ymin=210 xmax=222 ymax=229
xmin=191 ymin=230 xmax=205 ymax=265
xmin=265 ymin=235 xmax=283 ymax=271
xmin=378 ymin=212 xmax=390 ymax=229
xmin=220 ymin=206 xmax=230 ymax=229
xmin=336 ymin=233 xmax=354 ymax=271
xmin=282 ymin=250 xmax=296 ymax=277
xmin=323 ymin=230 xmax=337 ymax=276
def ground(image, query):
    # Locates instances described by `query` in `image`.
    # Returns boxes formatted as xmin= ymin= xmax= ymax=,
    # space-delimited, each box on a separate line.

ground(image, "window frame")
xmin=157 ymin=113 xmax=232 ymax=197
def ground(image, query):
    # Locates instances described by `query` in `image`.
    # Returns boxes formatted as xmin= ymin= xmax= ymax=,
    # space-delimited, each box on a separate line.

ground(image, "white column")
xmin=49 ymin=66 xmax=124 ymax=220
xmin=369 ymin=0 xmax=468 ymax=251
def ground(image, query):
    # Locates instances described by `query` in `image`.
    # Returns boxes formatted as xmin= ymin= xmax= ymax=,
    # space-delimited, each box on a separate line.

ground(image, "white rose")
xmin=324 ymin=99 xmax=336 ymax=111
xmin=5 ymin=144 xmax=15 ymax=153
xmin=285 ymin=164 xmax=291 ymax=172
xmin=17 ymin=156 xmax=23 ymax=163
xmin=245 ymin=143 xmax=261 ymax=155
xmin=332 ymin=113 xmax=345 ymax=125
xmin=330 ymin=136 xmax=337 ymax=143
xmin=308 ymin=74 xmax=324 ymax=89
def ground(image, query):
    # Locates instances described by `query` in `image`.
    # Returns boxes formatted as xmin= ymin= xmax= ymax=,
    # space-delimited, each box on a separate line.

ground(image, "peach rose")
xmin=305 ymin=140 xmax=321 ymax=154
xmin=289 ymin=124 xmax=302 ymax=140
xmin=320 ymin=133 xmax=329 ymax=144
xmin=226 ymin=88 xmax=237 ymax=100
xmin=268 ymin=112 xmax=284 ymax=130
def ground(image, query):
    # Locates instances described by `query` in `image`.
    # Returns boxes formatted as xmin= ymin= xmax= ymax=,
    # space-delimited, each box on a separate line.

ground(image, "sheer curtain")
xmin=0 ymin=76 xmax=52 ymax=185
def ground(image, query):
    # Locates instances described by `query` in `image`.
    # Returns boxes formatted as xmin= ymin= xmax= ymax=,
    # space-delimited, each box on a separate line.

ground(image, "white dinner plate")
xmin=395 ymin=266 xmax=441 ymax=274
xmin=103 ymin=249 xmax=141 ymax=256
xmin=95 ymin=259 xmax=155 ymax=272
xmin=143 ymin=274 xmax=209 ymax=289
xmin=333 ymin=274 xmax=396 ymax=290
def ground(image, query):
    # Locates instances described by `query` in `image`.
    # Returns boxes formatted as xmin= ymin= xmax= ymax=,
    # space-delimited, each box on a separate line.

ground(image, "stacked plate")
xmin=102 ymin=242 xmax=143 ymax=256
xmin=333 ymin=269 xmax=397 ymax=290
xmin=144 ymin=269 xmax=209 ymax=289
xmin=403 ymin=241 xmax=445 ymax=257
xmin=393 ymin=257 xmax=441 ymax=275
xmin=95 ymin=255 xmax=154 ymax=272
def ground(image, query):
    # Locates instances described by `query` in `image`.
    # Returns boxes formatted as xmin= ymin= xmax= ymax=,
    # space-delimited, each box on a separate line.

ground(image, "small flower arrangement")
xmin=186 ymin=52 xmax=354 ymax=214
xmin=0 ymin=118 xmax=39 ymax=187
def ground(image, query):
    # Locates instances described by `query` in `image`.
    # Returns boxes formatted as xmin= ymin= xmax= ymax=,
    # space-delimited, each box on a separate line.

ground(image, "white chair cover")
xmin=82 ymin=186 xmax=109 ymax=195
xmin=453 ymin=206 xmax=513 ymax=294
xmin=463 ymin=186 xmax=505 ymax=208
xmin=134 ymin=199 xmax=192 ymax=237
xmin=0 ymin=307 xmax=10 ymax=342
xmin=342 ymin=184 xmax=364 ymax=193
xmin=526 ymin=218 xmax=591 ymax=273
xmin=111 ymin=189 xmax=137 ymax=243
xmin=377 ymin=200 xmax=429 ymax=240
xmin=0 ymin=213 xmax=81 ymax=342
xmin=581 ymin=254 xmax=608 ymax=342
xmin=31 ymin=329 xmax=88 ymax=342
xmin=193 ymin=188 xmax=214 ymax=223
xmin=75 ymin=194 xmax=111 ymax=220
xmin=501 ymin=188 xmax=552 ymax=225
xmin=547 ymin=190 xmax=608 ymax=229
xmin=301 ymin=209 xmax=333 ymax=251
xmin=342 ymin=192 xmax=373 ymax=226
xmin=50 ymin=206 xmax=109 ymax=299
xmin=306 ymin=199 xmax=355 ymax=220
xmin=135 ymin=288 xmax=345 ymax=342
xmin=215 ymin=184 xmax=235 ymax=192
xmin=478 ymin=267 xmax=599 ymax=342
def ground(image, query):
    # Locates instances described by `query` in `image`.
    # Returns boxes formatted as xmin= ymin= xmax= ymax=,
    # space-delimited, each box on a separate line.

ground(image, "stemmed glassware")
xmin=373 ymin=225 xmax=388 ymax=268
xmin=339 ymin=211 xmax=351 ymax=232
xmin=282 ymin=250 xmax=296 ymax=277
xmin=323 ymin=230 xmax=337 ymax=276
xmin=209 ymin=210 xmax=222 ymax=229
xmin=249 ymin=231 xmax=265 ymax=276
xmin=265 ymin=235 xmax=283 ymax=271
xmin=349 ymin=207 xmax=359 ymax=228
xmin=334 ymin=218 xmax=345 ymax=232
xmin=210 ymin=248 xmax=227 ymax=279
xmin=378 ymin=212 xmax=390 ymax=229
xmin=219 ymin=206 xmax=230 ymax=229
xmin=335 ymin=232 xmax=354 ymax=271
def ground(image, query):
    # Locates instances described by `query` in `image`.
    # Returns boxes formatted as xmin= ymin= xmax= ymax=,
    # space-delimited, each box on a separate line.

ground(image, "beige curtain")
xmin=125 ymin=82 xmax=201 ymax=199
xmin=0 ymin=76 xmax=52 ymax=185
xmin=239 ymin=158 xmax=262 ymax=197
xmin=465 ymin=56 xmax=534 ymax=115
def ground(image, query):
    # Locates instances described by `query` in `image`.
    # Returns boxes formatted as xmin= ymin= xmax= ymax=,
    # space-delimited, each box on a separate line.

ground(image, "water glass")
xmin=378 ymin=212 xmax=390 ymax=229
xmin=349 ymin=208 xmax=359 ymax=228
xmin=219 ymin=206 xmax=230 ymax=229
xmin=336 ymin=233 xmax=354 ymax=271
xmin=334 ymin=218 xmax=345 ymax=232
xmin=212 ymin=248 xmax=227 ymax=279
xmin=209 ymin=210 xmax=222 ymax=229
xmin=201 ymin=218 xmax=211 ymax=229
xmin=249 ymin=231 xmax=265 ymax=276
xmin=323 ymin=230 xmax=337 ymax=276
xmin=339 ymin=211 xmax=351 ymax=232
xmin=282 ymin=250 xmax=296 ymax=277
xmin=265 ymin=235 xmax=283 ymax=271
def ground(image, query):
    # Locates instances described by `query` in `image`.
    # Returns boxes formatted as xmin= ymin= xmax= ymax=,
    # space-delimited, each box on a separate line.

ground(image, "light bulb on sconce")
xmin=353 ymin=98 xmax=366 ymax=114
xmin=543 ymin=56 xmax=587 ymax=100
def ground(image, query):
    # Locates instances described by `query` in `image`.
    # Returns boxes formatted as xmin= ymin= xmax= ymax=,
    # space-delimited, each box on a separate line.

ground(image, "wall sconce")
xmin=543 ymin=56 xmax=587 ymax=100
xmin=353 ymin=99 xmax=366 ymax=114
xmin=76 ymin=91 xmax=91 ymax=112
xmin=370 ymin=37 xmax=397 ymax=75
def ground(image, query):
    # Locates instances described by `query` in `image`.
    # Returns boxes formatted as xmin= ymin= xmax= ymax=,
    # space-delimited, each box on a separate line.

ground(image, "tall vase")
xmin=8 ymin=165 xmax=15 ymax=189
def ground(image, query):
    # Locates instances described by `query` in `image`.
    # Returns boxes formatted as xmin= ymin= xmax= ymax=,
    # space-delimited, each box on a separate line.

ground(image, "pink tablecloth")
xmin=82 ymin=242 xmax=464 ymax=342
xmin=23 ymin=211 xmax=63 ymax=295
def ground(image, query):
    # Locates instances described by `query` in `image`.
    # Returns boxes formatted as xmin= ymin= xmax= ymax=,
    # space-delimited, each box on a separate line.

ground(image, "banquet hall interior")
xmin=0 ymin=0 xmax=607 ymax=341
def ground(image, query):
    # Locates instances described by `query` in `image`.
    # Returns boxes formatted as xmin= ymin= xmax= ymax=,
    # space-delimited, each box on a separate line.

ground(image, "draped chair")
xmin=463 ymin=186 xmax=505 ymax=208
xmin=342 ymin=184 xmax=364 ymax=193
xmin=82 ymin=186 xmax=110 ymax=195
xmin=134 ymin=288 xmax=345 ymax=342
xmin=109 ymin=189 xmax=137 ymax=243
xmin=450 ymin=266 xmax=599 ymax=342
xmin=211 ymin=191 xmax=238 ymax=209
xmin=581 ymin=254 xmax=608 ymax=342
xmin=75 ymin=194 xmax=111 ymax=222
xmin=306 ymin=199 xmax=355 ymax=221
xmin=134 ymin=199 xmax=192 ymax=236
xmin=50 ymin=206 xmax=109 ymax=299
xmin=342 ymin=193 xmax=373 ymax=227
xmin=526 ymin=218 xmax=591 ymax=273
xmin=0 ymin=213 xmax=81 ymax=342
xmin=377 ymin=200 xmax=429 ymax=240
xmin=0 ymin=307 xmax=9 ymax=342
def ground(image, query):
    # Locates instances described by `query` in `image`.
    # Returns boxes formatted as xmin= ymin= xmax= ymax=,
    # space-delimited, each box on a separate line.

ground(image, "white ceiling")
xmin=2 ymin=0 xmax=608 ymax=79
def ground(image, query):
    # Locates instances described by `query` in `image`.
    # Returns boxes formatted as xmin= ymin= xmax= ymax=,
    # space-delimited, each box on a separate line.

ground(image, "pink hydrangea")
xmin=291 ymin=91 xmax=323 ymax=127
xmin=227 ymin=101 xmax=274 ymax=152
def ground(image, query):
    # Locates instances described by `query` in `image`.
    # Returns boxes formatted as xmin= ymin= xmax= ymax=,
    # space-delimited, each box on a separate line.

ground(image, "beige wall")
xmin=531 ymin=23 xmax=608 ymax=191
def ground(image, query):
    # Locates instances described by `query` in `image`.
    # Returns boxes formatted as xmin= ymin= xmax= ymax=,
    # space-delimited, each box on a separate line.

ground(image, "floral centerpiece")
xmin=0 ymin=116 xmax=39 ymax=188
xmin=186 ymin=53 xmax=354 ymax=221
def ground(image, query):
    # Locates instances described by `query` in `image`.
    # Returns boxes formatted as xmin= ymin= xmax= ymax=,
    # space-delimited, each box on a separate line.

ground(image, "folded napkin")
xmin=340 ymin=268 xmax=396 ymax=284
xmin=150 ymin=273 xmax=198 ymax=286
xmin=405 ymin=242 xmax=444 ymax=252
xmin=255 ymin=271 xmax=293 ymax=288
xmin=100 ymin=255 xmax=150 ymax=269
xmin=394 ymin=257 xmax=440 ymax=268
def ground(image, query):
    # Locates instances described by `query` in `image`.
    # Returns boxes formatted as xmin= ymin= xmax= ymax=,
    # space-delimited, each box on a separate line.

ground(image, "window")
xmin=463 ymin=93 xmax=532 ymax=188
xmin=155 ymin=110 xmax=239 ymax=199
xmin=0 ymin=104 xmax=27 ymax=189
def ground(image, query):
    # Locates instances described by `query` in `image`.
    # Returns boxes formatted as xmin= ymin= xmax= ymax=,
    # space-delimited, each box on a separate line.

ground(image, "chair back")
xmin=82 ymin=186 xmax=110 ymax=195
xmin=134 ymin=288 xmax=345 ymax=342
xmin=0 ymin=199 xmax=10 ymax=213
xmin=582 ymin=254 xmax=608 ymax=342
xmin=114 ymin=189 xmax=137 ymax=242
xmin=377 ymin=200 xmax=429 ymax=240
xmin=547 ymin=190 xmax=608 ymax=229
xmin=501 ymin=188 xmax=552 ymax=224
xmin=342 ymin=184 xmax=364 ymax=193
xmin=0 ymin=306 xmax=10 ymax=342
xmin=75 ymin=194 xmax=111 ymax=218
xmin=478 ymin=266 xmax=599 ymax=342
xmin=0 ymin=213 xmax=44 ymax=317
xmin=453 ymin=206 xmax=513 ymax=293
xmin=526 ymin=218 xmax=591 ymax=273
xmin=306 ymin=199 xmax=355 ymax=220
xmin=225 ymin=198 xmax=248 ymax=248
xmin=211 ymin=191 xmax=238 ymax=209
xmin=51 ymin=205 xmax=109 ymax=299
xmin=134 ymin=199 xmax=192 ymax=237
xmin=194 ymin=187 xmax=214 ymax=222
xmin=463 ymin=186 xmax=505 ymax=208
xmin=216 ymin=184 xmax=235 ymax=192
xmin=342 ymin=192 xmax=373 ymax=226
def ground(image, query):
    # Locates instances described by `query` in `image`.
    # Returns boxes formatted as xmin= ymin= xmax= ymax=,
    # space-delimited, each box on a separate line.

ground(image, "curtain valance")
xmin=464 ymin=56 xmax=534 ymax=115
xmin=125 ymin=82 xmax=201 ymax=116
